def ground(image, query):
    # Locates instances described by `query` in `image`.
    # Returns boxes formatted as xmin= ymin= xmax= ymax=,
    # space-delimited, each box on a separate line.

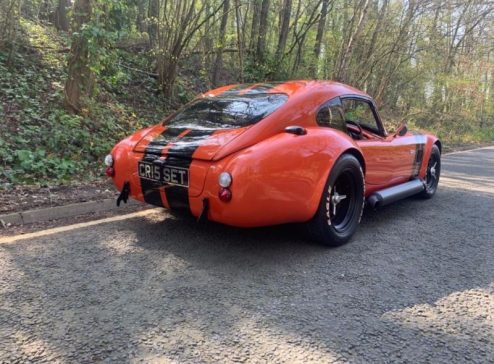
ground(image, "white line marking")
xmin=0 ymin=209 xmax=163 ymax=244
xmin=444 ymin=145 xmax=494 ymax=156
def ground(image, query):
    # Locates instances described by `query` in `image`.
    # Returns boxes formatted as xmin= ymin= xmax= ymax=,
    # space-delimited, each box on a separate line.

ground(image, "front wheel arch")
xmin=434 ymin=140 xmax=442 ymax=154
xmin=419 ymin=144 xmax=441 ymax=199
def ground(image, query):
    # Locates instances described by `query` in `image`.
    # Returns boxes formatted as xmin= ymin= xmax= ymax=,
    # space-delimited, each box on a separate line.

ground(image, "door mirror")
xmin=394 ymin=124 xmax=408 ymax=137
xmin=285 ymin=125 xmax=307 ymax=135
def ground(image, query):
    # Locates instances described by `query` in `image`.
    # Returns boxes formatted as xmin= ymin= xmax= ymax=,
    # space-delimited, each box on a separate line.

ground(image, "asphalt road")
xmin=1 ymin=147 xmax=493 ymax=363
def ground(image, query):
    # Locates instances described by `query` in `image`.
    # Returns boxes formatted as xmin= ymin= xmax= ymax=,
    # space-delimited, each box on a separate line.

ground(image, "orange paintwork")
xmin=109 ymin=80 xmax=439 ymax=227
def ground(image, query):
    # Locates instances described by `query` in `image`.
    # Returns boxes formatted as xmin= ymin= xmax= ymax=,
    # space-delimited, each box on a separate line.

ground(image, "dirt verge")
xmin=0 ymin=178 xmax=117 ymax=214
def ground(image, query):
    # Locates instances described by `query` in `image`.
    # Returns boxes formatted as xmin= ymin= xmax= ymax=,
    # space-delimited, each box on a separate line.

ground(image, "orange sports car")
xmin=105 ymin=81 xmax=441 ymax=246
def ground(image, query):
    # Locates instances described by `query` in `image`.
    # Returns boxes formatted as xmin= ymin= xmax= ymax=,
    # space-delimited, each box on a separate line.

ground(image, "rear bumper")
xmin=110 ymin=144 xmax=213 ymax=209
xmin=111 ymin=146 xmax=318 ymax=228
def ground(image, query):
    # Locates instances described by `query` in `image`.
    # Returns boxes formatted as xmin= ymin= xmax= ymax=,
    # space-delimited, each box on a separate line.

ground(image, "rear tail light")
xmin=104 ymin=154 xmax=114 ymax=177
xmin=105 ymin=167 xmax=115 ymax=177
xmin=218 ymin=187 xmax=232 ymax=202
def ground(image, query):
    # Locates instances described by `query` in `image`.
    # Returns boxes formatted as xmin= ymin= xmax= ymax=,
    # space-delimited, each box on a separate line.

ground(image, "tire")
xmin=419 ymin=144 xmax=441 ymax=199
xmin=308 ymin=154 xmax=365 ymax=247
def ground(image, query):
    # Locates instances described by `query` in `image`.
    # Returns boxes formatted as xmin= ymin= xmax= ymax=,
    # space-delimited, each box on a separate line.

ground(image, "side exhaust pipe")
xmin=367 ymin=179 xmax=425 ymax=208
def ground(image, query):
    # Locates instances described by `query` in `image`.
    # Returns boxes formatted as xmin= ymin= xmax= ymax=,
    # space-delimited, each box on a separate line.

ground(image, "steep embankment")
xmin=0 ymin=19 xmax=168 ymax=187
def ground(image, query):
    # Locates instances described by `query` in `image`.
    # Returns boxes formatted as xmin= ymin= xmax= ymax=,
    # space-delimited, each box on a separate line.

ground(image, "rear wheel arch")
xmin=308 ymin=146 xmax=365 ymax=221
xmin=308 ymin=152 xmax=365 ymax=246
xmin=344 ymin=148 xmax=366 ymax=176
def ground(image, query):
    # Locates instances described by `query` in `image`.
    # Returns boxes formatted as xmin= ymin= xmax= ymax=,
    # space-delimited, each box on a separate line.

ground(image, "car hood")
xmin=132 ymin=125 xmax=247 ymax=160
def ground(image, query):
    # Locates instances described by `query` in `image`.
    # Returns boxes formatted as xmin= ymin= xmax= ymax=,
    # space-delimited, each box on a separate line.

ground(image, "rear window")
xmin=166 ymin=93 xmax=288 ymax=129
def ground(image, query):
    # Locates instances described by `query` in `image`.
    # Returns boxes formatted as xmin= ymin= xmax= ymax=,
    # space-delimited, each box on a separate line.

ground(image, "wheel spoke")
xmin=331 ymin=186 xmax=348 ymax=216
xmin=429 ymin=160 xmax=437 ymax=180
xmin=332 ymin=187 xmax=337 ymax=215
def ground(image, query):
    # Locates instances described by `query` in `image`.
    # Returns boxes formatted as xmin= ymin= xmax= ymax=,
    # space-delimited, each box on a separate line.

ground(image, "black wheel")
xmin=420 ymin=144 xmax=441 ymax=198
xmin=308 ymin=154 xmax=365 ymax=247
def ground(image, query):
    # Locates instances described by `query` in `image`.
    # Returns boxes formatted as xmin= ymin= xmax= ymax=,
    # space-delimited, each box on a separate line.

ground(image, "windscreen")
xmin=166 ymin=93 xmax=288 ymax=130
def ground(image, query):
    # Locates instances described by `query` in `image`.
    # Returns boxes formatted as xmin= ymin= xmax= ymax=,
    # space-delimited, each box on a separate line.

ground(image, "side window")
xmin=316 ymin=101 xmax=347 ymax=133
xmin=341 ymin=99 xmax=379 ymax=133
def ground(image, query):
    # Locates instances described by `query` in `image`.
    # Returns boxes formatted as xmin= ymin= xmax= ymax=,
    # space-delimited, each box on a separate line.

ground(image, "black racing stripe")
xmin=411 ymin=132 xmax=426 ymax=178
xmin=166 ymin=129 xmax=216 ymax=158
xmin=145 ymin=126 xmax=186 ymax=155
xmin=139 ymin=170 xmax=164 ymax=207
xmin=139 ymin=127 xmax=183 ymax=207
xmin=164 ymin=129 xmax=215 ymax=210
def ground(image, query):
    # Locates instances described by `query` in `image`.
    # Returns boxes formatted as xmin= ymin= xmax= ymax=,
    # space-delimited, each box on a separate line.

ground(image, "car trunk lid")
xmin=133 ymin=125 xmax=247 ymax=160
xmin=133 ymin=126 xmax=247 ymax=198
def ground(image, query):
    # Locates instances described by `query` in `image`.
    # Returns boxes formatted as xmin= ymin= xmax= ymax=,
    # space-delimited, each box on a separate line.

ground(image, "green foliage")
xmin=2 ymin=0 xmax=494 ymax=188
xmin=243 ymin=56 xmax=292 ymax=82
xmin=0 ymin=18 xmax=166 ymax=186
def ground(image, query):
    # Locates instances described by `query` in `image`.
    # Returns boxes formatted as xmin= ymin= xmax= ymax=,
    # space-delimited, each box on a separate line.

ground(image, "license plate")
xmin=138 ymin=161 xmax=189 ymax=187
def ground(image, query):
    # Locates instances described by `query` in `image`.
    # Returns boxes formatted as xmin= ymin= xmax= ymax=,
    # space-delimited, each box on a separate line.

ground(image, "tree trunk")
xmin=148 ymin=0 xmax=159 ymax=48
xmin=54 ymin=0 xmax=69 ymax=31
xmin=235 ymin=0 xmax=244 ymax=82
xmin=0 ymin=0 xmax=20 ymax=53
xmin=136 ymin=0 xmax=146 ymax=32
xmin=64 ymin=0 xmax=92 ymax=113
xmin=285 ymin=1 xmax=322 ymax=76
xmin=311 ymin=0 xmax=329 ymax=77
xmin=275 ymin=0 xmax=291 ymax=60
xmin=335 ymin=0 xmax=370 ymax=82
xmin=158 ymin=55 xmax=179 ymax=100
xmin=212 ymin=0 xmax=230 ymax=86
xmin=256 ymin=0 xmax=270 ymax=63
xmin=248 ymin=0 xmax=261 ymax=51
xmin=156 ymin=0 xmax=221 ymax=99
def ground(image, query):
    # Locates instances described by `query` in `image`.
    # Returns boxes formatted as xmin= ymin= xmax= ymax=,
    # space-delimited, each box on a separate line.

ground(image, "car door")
xmin=341 ymin=97 xmax=415 ymax=187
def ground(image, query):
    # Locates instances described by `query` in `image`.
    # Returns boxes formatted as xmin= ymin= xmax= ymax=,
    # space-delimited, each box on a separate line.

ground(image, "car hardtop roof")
xmin=204 ymin=80 xmax=370 ymax=99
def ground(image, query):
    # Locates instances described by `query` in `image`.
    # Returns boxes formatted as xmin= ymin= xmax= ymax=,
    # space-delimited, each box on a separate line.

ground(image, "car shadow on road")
xmin=105 ymin=179 xmax=491 ymax=359
xmin=1 ymin=173 xmax=493 ymax=361
xmin=123 ymin=180 xmax=493 ymax=361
